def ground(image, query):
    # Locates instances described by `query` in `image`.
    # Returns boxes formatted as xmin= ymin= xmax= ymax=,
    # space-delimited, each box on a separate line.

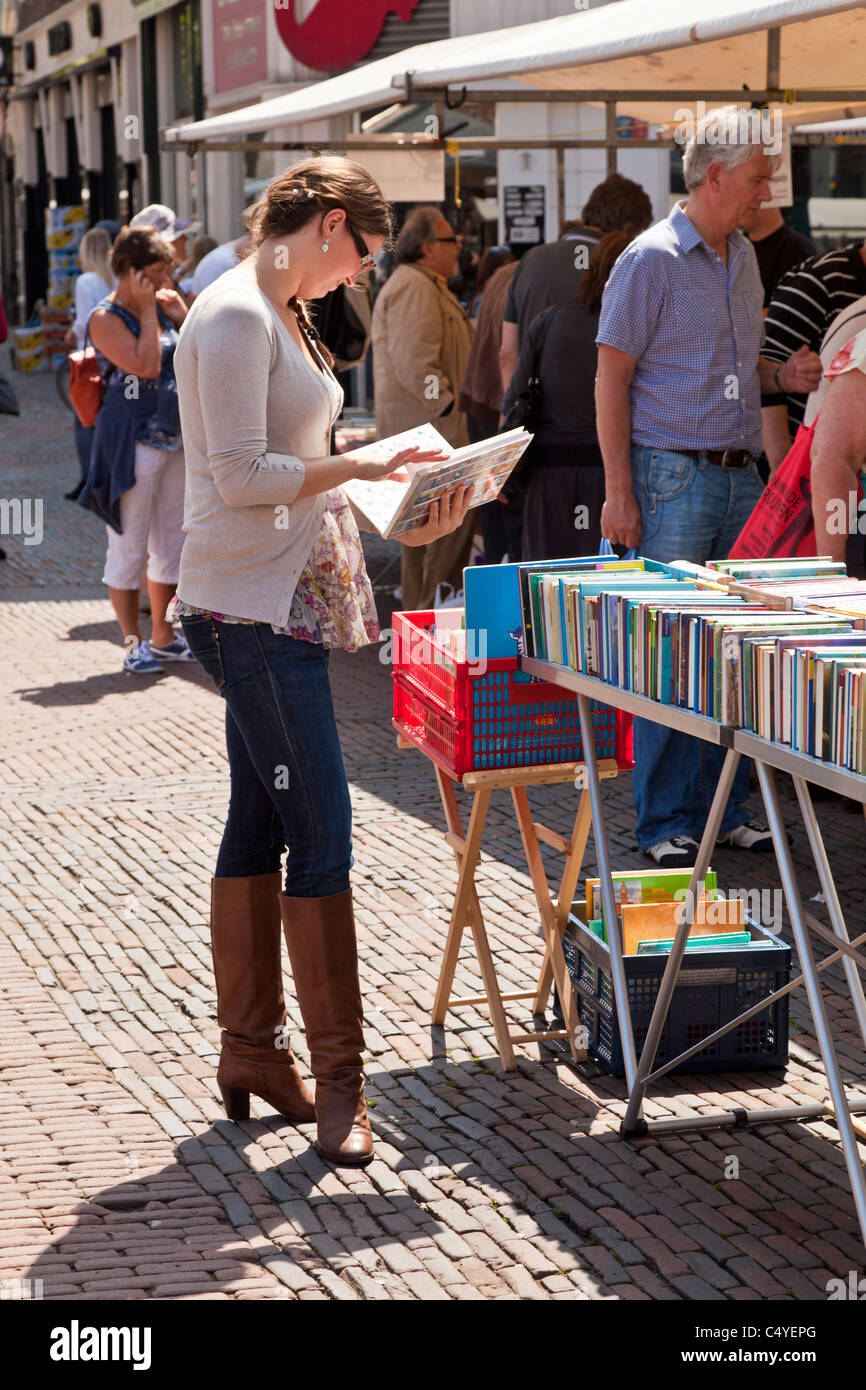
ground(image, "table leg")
xmin=431 ymin=774 xmax=489 ymax=1024
xmin=793 ymin=774 xmax=866 ymax=1051
xmin=756 ymin=759 xmax=866 ymax=1252
xmin=621 ymin=744 xmax=742 ymax=1133
xmin=511 ymin=785 xmax=580 ymax=1061
xmin=465 ymin=888 xmax=518 ymax=1072
xmin=431 ymin=774 xmax=517 ymax=1070
xmin=531 ymin=787 xmax=593 ymax=1015
xmin=576 ymin=693 xmax=639 ymax=1088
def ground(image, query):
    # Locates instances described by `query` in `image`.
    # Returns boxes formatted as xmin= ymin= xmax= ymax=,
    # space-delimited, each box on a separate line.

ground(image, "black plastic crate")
xmin=563 ymin=912 xmax=791 ymax=1077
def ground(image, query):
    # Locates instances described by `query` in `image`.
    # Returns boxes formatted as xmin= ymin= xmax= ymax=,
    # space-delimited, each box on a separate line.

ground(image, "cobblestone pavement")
xmin=1 ymin=351 xmax=864 ymax=1303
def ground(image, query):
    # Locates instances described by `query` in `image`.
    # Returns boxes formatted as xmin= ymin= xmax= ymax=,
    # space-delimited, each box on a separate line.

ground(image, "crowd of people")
xmin=365 ymin=107 xmax=866 ymax=871
xmin=7 ymin=110 xmax=866 ymax=1165
xmin=36 ymin=105 xmax=866 ymax=859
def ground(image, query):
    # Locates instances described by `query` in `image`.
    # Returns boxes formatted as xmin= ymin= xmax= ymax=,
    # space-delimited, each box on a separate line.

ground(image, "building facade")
xmin=1 ymin=0 xmax=670 ymax=323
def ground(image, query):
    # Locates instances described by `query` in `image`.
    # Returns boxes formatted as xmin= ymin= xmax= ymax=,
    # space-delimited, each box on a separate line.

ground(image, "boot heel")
xmin=219 ymin=1084 xmax=250 ymax=1120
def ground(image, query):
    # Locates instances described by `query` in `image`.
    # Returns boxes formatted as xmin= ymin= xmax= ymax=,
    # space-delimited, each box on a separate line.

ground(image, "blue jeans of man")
xmin=180 ymin=616 xmax=353 ymax=895
xmin=630 ymin=447 xmax=764 ymax=850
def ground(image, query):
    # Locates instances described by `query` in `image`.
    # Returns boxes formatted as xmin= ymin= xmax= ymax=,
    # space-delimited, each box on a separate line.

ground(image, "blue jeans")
xmin=630 ymin=446 xmax=764 ymax=850
xmin=181 ymin=616 xmax=353 ymax=895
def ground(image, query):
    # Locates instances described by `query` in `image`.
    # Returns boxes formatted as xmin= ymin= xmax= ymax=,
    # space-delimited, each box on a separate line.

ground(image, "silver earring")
xmin=322 ymin=238 xmax=330 ymax=253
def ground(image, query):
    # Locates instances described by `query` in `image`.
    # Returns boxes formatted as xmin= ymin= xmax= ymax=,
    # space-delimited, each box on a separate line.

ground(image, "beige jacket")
xmin=371 ymin=262 xmax=474 ymax=448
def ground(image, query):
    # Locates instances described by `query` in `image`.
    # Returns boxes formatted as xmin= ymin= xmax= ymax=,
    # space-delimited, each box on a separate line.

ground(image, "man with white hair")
xmin=596 ymin=105 xmax=820 ymax=867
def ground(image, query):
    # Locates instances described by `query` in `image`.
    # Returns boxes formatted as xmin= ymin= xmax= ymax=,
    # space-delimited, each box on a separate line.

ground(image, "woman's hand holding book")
xmin=399 ymin=483 xmax=475 ymax=547
xmin=351 ymin=444 xmax=448 ymax=483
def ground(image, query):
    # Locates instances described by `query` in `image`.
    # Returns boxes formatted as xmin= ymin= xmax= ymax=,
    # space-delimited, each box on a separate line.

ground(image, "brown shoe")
xmin=211 ymin=873 xmax=315 ymax=1124
xmin=280 ymin=888 xmax=373 ymax=1166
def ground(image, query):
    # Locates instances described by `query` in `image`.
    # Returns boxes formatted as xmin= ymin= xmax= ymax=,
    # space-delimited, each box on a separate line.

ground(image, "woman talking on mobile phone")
xmin=170 ymin=158 xmax=473 ymax=1166
xmin=81 ymin=225 xmax=193 ymax=674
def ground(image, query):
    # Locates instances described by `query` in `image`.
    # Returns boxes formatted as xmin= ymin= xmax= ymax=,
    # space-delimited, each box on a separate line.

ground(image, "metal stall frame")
xmin=163 ymin=21 xmax=866 ymax=211
xmin=521 ymin=659 xmax=866 ymax=1254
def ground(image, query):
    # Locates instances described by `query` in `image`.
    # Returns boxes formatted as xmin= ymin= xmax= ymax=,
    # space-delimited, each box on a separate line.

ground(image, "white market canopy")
xmin=163 ymin=0 xmax=866 ymax=152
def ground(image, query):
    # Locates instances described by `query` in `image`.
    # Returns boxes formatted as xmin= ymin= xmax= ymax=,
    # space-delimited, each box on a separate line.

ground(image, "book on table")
xmin=341 ymin=423 xmax=532 ymax=541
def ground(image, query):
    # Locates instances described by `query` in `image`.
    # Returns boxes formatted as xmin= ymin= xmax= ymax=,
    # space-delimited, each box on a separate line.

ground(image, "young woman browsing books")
xmin=170 ymin=159 xmax=473 ymax=1166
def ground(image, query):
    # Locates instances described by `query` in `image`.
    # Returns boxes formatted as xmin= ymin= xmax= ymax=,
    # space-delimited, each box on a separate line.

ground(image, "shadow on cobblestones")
xmin=15 ymin=660 xmax=212 ymax=709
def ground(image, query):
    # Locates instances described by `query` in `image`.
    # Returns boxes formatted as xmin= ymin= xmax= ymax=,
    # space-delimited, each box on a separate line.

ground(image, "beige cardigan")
xmin=371 ymin=262 xmax=474 ymax=448
xmin=174 ymin=267 xmax=343 ymax=627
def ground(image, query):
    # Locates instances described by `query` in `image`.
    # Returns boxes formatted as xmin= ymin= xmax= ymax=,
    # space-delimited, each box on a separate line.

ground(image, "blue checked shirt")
xmin=597 ymin=202 xmax=764 ymax=453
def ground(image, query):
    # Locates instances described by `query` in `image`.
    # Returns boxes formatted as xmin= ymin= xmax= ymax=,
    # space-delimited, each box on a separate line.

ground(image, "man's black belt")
xmin=675 ymin=447 xmax=759 ymax=470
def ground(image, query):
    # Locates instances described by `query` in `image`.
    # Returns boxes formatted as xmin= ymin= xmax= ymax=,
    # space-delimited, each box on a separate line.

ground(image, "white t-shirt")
xmin=73 ymin=272 xmax=115 ymax=348
xmin=192 ymin=243 xmax=240 ymax=296
xmin=803 ymin=293 xmax=866 ymax=426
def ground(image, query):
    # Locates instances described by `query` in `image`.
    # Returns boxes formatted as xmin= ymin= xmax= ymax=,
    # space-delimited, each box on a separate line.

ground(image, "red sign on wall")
xmin=274 ymin=0 xmax=422 ymax=72
xmin=213 ymin=0 xmax=268 ymax=94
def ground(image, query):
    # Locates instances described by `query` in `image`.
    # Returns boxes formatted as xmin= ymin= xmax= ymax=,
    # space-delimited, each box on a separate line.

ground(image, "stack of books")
xmin=580 ymin=867 xmax=780 ymax=956
xmin=521 ymin=556 xmax=866 ymax=773
xmin=706 ymin=558 xmax=866 ymax=617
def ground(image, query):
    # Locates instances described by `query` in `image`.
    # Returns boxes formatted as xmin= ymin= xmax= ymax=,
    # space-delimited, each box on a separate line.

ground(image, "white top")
xmin=74 ymin=271 xmax=115 ymax=349
xmin=191 ymin=243 xmax=240 ymax=296
xmin=803 ymin=293 xmax=866 ymax=426
xmin=174 ymin=264 xmax=344 ymax=627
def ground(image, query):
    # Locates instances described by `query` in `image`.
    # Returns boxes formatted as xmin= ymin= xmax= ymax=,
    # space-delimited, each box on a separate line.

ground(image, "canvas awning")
xmin=399 ymin=0 xmax=866 ymax=130
xmin=163 ymin=0 xmax=866 ymax=151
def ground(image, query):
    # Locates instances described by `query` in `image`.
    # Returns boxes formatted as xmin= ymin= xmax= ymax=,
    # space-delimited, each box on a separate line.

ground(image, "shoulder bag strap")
xmin=87 ymin=298 xmax=148 ymax=387
xmin=529 ymin=304 xmax=560 ymax=382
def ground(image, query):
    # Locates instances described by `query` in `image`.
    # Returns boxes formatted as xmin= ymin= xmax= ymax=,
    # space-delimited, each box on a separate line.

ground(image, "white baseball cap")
xmin=129 ymin=203 xmax=202 ymax=243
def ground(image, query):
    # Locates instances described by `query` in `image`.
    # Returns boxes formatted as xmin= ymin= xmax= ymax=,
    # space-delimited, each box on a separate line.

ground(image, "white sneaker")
xmin=122 ymin=636 xmax=165 ymax=675
xmin=146 ymin=634 xmax=196 ymax=663
xmin=718 ymin=820 xmax=791 ymax=852
xmin=643 ymin=836 xmax=699 ymax=869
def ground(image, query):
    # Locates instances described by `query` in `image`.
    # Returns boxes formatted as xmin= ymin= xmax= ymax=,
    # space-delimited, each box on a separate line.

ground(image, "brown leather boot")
xmin=279 ymin=888 xmax=373 ymax=1166
xmin=211 ymin=873 xmax=315 ymax=1124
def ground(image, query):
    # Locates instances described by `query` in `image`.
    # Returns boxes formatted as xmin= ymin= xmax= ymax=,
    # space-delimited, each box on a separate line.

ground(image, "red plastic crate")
xmin=392 ymin=610 xmax=632 ymax=779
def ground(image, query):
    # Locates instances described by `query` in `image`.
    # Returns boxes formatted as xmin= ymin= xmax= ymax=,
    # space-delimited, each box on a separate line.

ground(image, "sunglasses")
xmin=345 ymin=218 xmax=376 ymax=272
xmin=436 ymin=235 xmax=460 ymax=244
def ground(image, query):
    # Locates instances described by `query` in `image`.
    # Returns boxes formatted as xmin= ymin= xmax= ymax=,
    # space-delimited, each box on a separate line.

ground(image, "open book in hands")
xmin=341 ymin=423 xmax=533 ymax=540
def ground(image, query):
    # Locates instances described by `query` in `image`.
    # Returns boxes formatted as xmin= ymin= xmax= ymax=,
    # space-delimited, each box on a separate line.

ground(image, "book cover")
xmin=619 ymin=897 xmax=745 ymax=955
xmin=342 ymin=425 xmax=532 ymax=540
xmin=584 ymin=868 xmax=718 ymax=921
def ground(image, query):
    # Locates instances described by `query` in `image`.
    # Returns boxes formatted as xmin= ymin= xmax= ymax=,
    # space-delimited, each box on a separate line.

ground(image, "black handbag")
xmin=0 ymin=370 xmax=20 ymax=417
xmin=500 ymin=304 xmax=559 ymax=434
xmin=499 ymin=304 xmax=559 ymax=491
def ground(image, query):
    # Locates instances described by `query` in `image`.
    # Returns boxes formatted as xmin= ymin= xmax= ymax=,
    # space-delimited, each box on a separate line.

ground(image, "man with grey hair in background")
xmin=372 ymin=205 xmax=475 ymax=611
xmin=596 ymin=105 xmax=820 ymax=868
